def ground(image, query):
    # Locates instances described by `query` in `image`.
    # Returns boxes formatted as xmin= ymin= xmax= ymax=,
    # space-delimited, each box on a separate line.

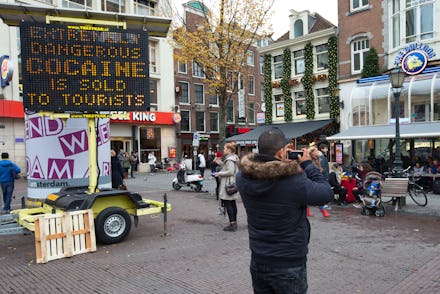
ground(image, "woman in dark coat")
xmin=111 ymin=149 xmax=124 ymax=189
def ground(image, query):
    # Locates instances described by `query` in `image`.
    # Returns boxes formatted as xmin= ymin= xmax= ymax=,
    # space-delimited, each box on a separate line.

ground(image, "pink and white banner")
xmin=25 ymin=114 xmax=111 ymax=199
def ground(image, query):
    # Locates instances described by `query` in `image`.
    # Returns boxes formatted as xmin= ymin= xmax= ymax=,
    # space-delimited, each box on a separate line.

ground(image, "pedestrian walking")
xmin=0 ymin=152 xmax=21 ymax=214
xmin=122 ymin=151 xmax=131 ymax=179
xmin=309 ymin=144 xmax=331 ymax=217
xmin=111 ymin=149 xmax=124 ymax=189
xmin=214 ymin=142 xmax=239 ymax=232
xmin=130 ymin=151 xmax=138 ymax=178
xmin=197 ymin=151 xmax=206 ymax=178
xmin=236 ymin=127 xmax=333 ymax=294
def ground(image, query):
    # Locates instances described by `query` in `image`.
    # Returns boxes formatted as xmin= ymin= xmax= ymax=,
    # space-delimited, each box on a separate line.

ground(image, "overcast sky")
xmin=175 ymin=0 xmax=338 ymax=39
xmin=270 ymin=0 xmax=338 ymax=39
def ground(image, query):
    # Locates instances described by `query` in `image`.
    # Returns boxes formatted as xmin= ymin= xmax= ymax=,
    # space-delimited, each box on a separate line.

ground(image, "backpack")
xmin=10 ymin=164 xmax=20 ymax=180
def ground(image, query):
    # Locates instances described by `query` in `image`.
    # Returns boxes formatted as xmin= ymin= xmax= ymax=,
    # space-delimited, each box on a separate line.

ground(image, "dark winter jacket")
xmin=236 ymin=153 xmax=333 ymax=268
xmin=111 ymin=155 xmax=124 ymax=188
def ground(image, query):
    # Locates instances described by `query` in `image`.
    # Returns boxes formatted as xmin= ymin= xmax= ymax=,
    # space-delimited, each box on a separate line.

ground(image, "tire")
xmin=408 ymin=185 xmax=428 ymax=207
xmin=361 ymin=206 xmax=368 ymax=216
xmin=172 ymin=182 xmax=182 ymax=190
xmin=362 ymin=206 xmax=372 ymax=216
xmin=95 ymin=207 xmax=131 ymax=244
xmin=375 ymin=206 xmax=385 ymax=217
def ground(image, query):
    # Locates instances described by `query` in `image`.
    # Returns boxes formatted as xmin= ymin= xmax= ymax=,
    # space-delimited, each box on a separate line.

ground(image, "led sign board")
xmin=20 ymin=22 xmax=150 ymax=112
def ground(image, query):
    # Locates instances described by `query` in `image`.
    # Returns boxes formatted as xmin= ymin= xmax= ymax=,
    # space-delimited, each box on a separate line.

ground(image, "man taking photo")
xmin=236 ymin=127 xmax=333 ymax=293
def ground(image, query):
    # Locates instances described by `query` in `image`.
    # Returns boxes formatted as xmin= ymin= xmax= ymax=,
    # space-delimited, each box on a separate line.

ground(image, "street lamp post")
xmin=389 ymin=67 xmax=406 ymax=176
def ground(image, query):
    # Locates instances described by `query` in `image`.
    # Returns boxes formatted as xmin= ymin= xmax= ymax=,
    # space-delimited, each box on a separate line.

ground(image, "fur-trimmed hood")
xmin=239 ymin=153 xmax=303 ymax=180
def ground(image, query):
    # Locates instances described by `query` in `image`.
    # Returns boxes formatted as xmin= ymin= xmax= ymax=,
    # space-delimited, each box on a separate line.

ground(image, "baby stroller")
xmin=359 ymin=171 xmax=385 ymax=217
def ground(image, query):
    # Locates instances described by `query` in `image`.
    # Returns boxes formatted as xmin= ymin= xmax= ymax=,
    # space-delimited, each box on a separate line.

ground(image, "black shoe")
xmin=223 ymin=223 xmax=237 ymax=232
xmin=339 ymin=202 xmax=347 ymax=206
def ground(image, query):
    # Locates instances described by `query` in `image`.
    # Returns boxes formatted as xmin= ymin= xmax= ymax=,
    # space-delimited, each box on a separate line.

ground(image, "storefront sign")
xmin=20 ymin=22 xmax=150 ymax=112
xmin=0 ymin=55 xmax=13 ymax=87
xmin=256 ymin=112 xmax=265 ymax=124
xmin=110 ymin=111 xmax=175 ymax=125
xmin=401 ymin=50 xmax=428 ymax=75
xmin=173 ymin=113 xmax=182 ymax=124
xmin=393 ymin=42 xmax=436 ymax=75
xmin=168 ymin=147 xmax=177 ymax=158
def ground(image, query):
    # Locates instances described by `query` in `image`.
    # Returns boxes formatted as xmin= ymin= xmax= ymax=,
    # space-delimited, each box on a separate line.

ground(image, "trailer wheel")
xmin=95 ymin=207 xmax=131 ymax=244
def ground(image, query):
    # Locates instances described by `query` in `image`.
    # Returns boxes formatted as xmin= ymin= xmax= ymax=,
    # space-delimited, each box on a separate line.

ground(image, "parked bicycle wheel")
xmin=408 ymin=184 xmax=428 ymax=206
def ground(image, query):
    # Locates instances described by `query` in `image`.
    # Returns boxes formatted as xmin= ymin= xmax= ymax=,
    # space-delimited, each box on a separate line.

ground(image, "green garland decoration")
xmin=281 ymin=48 xmax=292 ymax=121
xmin=327 ymin=36 xmax=339 ymax=118
xmin=263 ymin=54 xmax=273 ymax=124
xmin=302 ymin=42 xmax=315 ymax=119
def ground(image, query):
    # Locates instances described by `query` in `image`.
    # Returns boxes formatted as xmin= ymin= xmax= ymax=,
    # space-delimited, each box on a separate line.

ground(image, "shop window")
xmin=353 ymin=105 xmax=370 ymax=126
xmin=413 ymin=104 xmax=427 ymax=122
xmin=316 ymin=88 xmax=330 ymax=114
xmin=295 ymin=91 xmax=306 ymax=115
xmin=194 ymin=84 xmax=204 ymax=104
xmin=180 ymin=110 xmax=190 ymax=132
xmin=179 ymin=82 xmax=189 ymax=104
xmin=316 ymin=44 xmax=328 ymax=70
xmin=139 ymin=127 xmax=161 ymax=162
xmin=195 ymin=111 xmax=205 ymax=132
xmin=210 ymin=112 xmax=219 ymax=132
xmin=273 ymin=55 xmax=283 ymax=79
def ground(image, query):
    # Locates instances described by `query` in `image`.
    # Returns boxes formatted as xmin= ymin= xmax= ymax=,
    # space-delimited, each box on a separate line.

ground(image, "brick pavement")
xmin=386 ymin=253 xmax=440 ymax=294
xmin=1 ymin=172 xmax=440 ymax=293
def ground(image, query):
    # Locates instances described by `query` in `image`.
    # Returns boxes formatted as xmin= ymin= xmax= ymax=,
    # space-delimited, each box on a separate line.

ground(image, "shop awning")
xmin=227 ymin=119 xmax=334 ymax=145
xmin=326 ymin=121 xmax=440 ymax=141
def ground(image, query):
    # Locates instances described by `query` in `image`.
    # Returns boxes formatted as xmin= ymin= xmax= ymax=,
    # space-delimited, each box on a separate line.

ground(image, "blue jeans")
xmin=1 ymin=182 xmax=14 ymax=211
xmin=250 ymin=260 xmax=308 ymax=294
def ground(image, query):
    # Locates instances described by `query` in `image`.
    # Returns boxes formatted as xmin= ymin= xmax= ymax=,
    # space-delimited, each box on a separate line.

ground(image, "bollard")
xmin=162 ymin=193 xmax=169 ymax=237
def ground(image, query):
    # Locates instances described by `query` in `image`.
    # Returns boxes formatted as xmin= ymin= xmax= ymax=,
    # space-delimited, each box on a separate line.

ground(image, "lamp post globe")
xmin=389 ymin=67 xmax=405 ymax=176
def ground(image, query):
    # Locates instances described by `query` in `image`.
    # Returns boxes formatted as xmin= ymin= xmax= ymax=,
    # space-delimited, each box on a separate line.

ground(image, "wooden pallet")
xmin=35 ymin=209 xmax=96 ymax=264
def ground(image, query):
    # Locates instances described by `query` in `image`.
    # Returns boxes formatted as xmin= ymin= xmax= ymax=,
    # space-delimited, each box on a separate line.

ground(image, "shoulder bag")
xmin=225 ymin=161 xmax=238 ymax=195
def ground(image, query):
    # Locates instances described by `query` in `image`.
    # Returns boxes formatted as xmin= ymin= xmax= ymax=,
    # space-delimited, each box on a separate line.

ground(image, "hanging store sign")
xmin=394 ymin=42 xmax=436 ymax=75
xmin=20 ymin=22 xmax=150 ymax=112
xmin=0 ymin=55 xmax=13 ymax=88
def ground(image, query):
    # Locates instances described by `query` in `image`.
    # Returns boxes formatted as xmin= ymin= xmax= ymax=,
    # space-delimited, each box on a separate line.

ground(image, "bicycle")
xmin=382 ymin=166 xmax=428 ymax=207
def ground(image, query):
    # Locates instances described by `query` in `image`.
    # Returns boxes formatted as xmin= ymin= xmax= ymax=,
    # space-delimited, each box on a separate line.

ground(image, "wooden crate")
xmin=35 ymin=209 xmax=96 ymax=264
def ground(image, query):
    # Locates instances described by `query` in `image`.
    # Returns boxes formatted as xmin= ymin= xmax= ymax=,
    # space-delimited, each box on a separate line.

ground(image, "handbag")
xmin=225 ymin=182 xmax=238 ymax=195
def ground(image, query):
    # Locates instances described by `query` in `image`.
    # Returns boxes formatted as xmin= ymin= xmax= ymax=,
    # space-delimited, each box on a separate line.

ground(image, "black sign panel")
xmin=20 ymin=22 xmax=150 ymax=112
